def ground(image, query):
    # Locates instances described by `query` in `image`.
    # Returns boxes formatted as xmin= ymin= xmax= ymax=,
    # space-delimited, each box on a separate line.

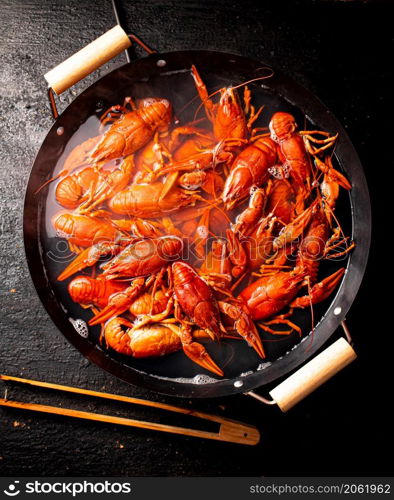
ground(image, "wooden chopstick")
xmin=0 ymin=375 xmax=260 ymax=445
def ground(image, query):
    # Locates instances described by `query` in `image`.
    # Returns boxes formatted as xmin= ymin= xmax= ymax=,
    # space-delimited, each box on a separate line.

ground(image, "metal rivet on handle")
xmin=157 ymin=59 xmax=167 ymax=67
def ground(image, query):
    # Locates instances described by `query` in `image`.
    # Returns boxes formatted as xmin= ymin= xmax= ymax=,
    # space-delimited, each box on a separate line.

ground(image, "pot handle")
xmin=44 ymin=26 xmax=155 ymax=118
xmin=45 ymin=25 xmax=131 ymax=96
xmin=247 ymin=336 xmax=357 ymax=412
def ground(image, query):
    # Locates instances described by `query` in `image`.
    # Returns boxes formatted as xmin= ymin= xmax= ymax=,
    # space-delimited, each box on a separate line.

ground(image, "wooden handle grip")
xmin=44 ymin=25 xmax=131 ymax=95
xmin=269 ymin=338 xmax=357 ymax=412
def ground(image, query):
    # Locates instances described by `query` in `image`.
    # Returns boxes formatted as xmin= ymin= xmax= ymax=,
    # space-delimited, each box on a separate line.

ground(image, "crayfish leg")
xmin=290 ymin=267 xmax=346 ymax=309
xmin=258 ymin=318 xmax=301 ymax=337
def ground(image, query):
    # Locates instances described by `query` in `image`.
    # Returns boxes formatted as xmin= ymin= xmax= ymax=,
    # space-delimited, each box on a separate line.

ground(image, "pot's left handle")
xmin=44 ymin=26 xmax=155 ymax=118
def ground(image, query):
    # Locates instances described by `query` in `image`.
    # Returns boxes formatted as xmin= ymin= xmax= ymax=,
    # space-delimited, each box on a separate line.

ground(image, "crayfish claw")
xmin=89 ymin=305 xmax=123 ymax=326
xmin=88 ymin=278 xmax=146 ymax=326
xmin=236 ymin=318 xmax=265 ymax=359
xmin=57 ymin=242 xmax=121 ymax=281
xmin=219 ymin=301 xmax=265 ymax=358
xmin=182 ymin=342 xmax=224 ymax=377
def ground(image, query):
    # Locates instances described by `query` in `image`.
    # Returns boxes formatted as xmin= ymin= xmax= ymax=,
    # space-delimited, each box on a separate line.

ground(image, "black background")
xmin=0 ymin=0 xmax=392 ymax=477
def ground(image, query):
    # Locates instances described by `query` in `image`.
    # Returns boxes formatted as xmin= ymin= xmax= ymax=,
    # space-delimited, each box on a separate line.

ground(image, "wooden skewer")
xmin=0 ymin=375 xmax=260 ymax=446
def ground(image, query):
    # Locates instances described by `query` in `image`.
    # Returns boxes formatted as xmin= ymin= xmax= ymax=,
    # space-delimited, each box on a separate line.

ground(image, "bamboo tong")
xmin=0 ymin=375 xmax=259 ymax=445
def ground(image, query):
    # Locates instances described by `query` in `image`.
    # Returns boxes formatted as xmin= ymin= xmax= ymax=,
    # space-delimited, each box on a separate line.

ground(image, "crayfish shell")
xmin=91 ymin=99 xmax=172 ymax=163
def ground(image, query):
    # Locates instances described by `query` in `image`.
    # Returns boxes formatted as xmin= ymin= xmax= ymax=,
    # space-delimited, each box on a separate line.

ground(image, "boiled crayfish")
xmin=48 ymin=67 xmax=354 ymax=377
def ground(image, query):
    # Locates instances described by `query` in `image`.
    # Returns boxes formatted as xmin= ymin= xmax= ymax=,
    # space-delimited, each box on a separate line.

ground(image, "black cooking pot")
xmin=23 ymin=28 xmax=371 ymax=402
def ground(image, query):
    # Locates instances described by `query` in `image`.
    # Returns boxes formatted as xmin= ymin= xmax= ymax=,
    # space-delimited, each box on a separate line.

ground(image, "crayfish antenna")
xmin=128 ymin=297 xmax=174 ymax=333
xmin=34 ymin=171 xmax=64 ymax=195
xmin=34 ymin=161 xmax=90 ymax=194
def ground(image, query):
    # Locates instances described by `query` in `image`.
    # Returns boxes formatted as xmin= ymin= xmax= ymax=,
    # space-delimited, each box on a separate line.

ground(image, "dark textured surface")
xmin=0 ymin=0 xmax=391 ymax=477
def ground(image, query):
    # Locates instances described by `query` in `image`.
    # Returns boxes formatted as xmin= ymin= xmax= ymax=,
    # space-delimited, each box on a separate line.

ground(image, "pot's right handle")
xmin=247 ymin=337 xmax=357 ymax=412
